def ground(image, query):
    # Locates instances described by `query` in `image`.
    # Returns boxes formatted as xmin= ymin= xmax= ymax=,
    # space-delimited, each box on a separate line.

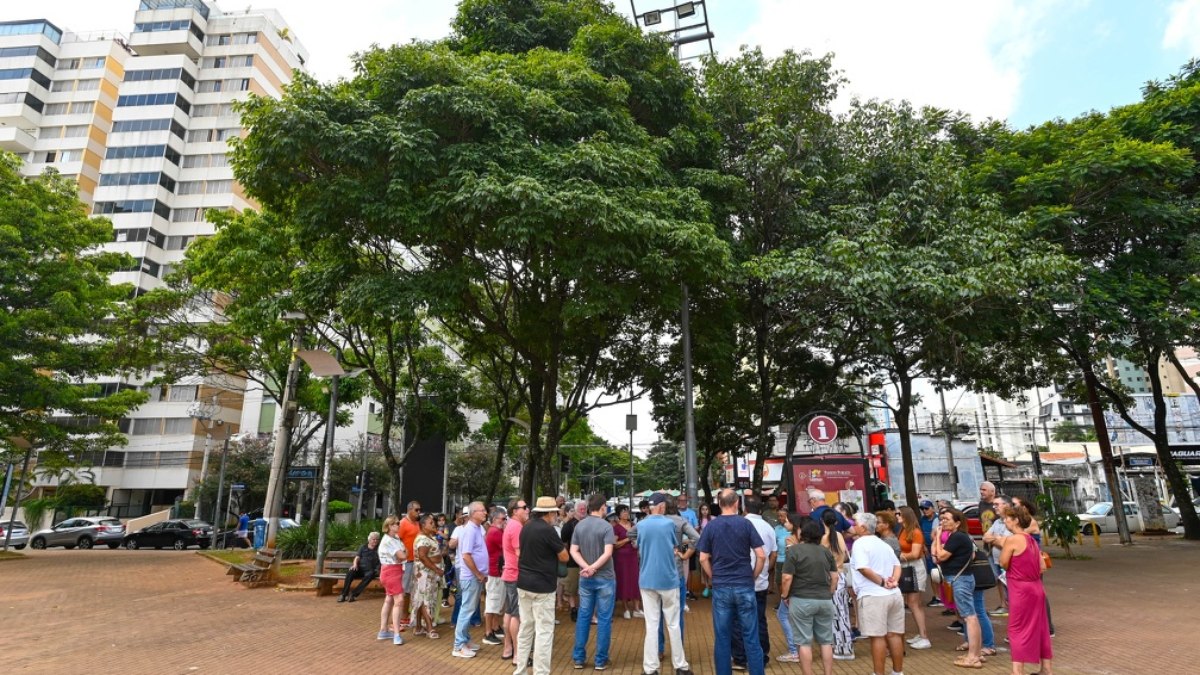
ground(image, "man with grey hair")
xmin=808 ymin=488 xmax=851 ymax=535
xmin=452 ymin=501 xmax=489 ymax=659
xmin=337 ymin=530 xmax=380 ymax=602
xmin=849 ymin=511 xmax=904 ymax=675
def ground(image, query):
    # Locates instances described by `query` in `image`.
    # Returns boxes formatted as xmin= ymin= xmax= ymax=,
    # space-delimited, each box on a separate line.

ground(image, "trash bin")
xmin=252 ymin=518 xmax=267 ymax=549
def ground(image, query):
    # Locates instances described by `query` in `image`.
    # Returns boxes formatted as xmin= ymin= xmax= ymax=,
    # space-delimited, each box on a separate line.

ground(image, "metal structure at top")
xmin=628 ymin=1 xmax=716 ymax=61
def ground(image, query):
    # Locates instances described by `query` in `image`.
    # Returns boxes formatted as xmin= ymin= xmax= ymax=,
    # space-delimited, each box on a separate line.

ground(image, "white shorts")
xmin=858 ymin=593 xmax=905 ymax=637
xmin=485 ymin=575 xmax=505 ymax=614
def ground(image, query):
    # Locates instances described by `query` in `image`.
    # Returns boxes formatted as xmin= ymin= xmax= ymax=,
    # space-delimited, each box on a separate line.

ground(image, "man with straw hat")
xmin=514 ymin=496 xmax=569 ymax=675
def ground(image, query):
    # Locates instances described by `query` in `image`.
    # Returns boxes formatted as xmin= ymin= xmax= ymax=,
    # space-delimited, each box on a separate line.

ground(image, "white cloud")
xmin=728 ymin=0 xmax=1056 ymax=122
xmin=1163 ymin=0 xmax=1200 ymax=53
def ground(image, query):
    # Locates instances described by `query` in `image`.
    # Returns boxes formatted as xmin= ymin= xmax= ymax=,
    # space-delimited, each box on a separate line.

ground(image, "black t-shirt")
xmin=943 ymin=531 xmax=975 ymax=575
xmin=357 ymin=544 xmax=380 ymax=573
xmin=518 ymin=517 xmax=565 ymax=593
xmin=561 ymin=517 xmax=579 ymax=568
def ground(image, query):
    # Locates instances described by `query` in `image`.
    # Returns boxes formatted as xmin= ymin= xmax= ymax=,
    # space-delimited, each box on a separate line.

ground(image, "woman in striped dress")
xmin=820 ymin=508 xmax=854 ymax=661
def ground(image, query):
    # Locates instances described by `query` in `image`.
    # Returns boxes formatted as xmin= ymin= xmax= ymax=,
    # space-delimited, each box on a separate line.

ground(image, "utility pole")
xmin=627 ymin=392 xmax=637 ymax=508
xmin=211 ymin=433 xmax=231 ymax=547
xmin=1033 ymin=387 xmax=1050 ymax=497
xmin=938 ymin=387 xmax=959 ymax=500
xmin=316 ymin=370 xmax=341 ymax=574
xmin=263 ymin=321 xmax=306 ymax=549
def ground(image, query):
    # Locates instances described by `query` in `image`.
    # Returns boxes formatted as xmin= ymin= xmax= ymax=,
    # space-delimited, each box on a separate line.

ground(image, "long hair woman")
xmin=377 ymin=515 xmax=408 ymax=645
xmin=897 ymin=506 xmax=931 ymax=649
xmin=410 ymin=513 xmax=444 ymax=639
xmin=1001 ymin=505 xmax=1054 ymax=675
xmin=820 ymin=508 xmax=853 ymax=661
xmin=782 ymin=517 xmax=839 ymax=675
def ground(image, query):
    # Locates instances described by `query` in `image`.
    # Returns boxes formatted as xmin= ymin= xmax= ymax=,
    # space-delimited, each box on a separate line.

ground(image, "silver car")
xmin=1078 ymin=501 xmax=1181 ymax=534
xmin=1 ymin=520 xmax=29 ymax=549
xmin=29 ymin=516 xmax=126 ymax=550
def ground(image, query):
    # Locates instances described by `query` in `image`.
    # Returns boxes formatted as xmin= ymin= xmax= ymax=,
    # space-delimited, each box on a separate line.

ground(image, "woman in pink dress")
xmin=612 ymin=504 xmax=642 ymax=619
xmin=1000 ymin=504 xmax=1053 ymax=675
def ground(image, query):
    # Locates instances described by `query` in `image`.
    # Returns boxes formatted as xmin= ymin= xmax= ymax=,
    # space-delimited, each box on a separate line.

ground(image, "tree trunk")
xmin=484 ymin=421 xmax=513 ymax=507
xmin=1080 ymin=367 xmax=1133 ymax=545
xmin=1145 ymin=349 xmax=1200 ymax=539
xmin=896 ymin=375 xmax=920 ymax=510
xmin=1165 ymin=350 xmax=1200 ymax=538
xmin=752 ymin=316 xmax=772 ymax=494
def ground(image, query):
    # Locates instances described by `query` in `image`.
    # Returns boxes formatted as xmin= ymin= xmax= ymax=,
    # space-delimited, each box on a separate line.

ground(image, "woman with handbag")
xmin=931 ymin=508 xmax=994 ymax=669
xmin=1000 ymin=505 xmax=1054 ymax=675
xmin=897 ymin=506 xmax=932 ymax=649
xmin=1012 ymin=496 xmax=1055 ymax=637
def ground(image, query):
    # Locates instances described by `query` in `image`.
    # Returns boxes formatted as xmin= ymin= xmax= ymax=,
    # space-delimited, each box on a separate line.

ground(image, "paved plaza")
xmin=2 ymin=535 xmax=1196 ymax=674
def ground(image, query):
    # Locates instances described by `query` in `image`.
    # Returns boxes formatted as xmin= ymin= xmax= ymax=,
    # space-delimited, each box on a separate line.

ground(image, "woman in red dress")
xmin=612 ymin=504 xmax=642 ymax=619
xmin=999 ymin=505 xmax=1053 ymax=675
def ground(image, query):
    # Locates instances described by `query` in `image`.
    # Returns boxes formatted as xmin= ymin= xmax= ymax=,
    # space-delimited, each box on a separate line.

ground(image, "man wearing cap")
xmin=635 ymin=492 xmax=693 ymax=675
xmin=917 ymin=500 xmax=940 ymax=608
xmin=514 ymin=497 xmax=569 ymax=675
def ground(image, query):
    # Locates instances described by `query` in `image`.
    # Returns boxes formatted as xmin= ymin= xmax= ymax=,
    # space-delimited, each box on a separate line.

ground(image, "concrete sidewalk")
xmin=1 ymin=534 xmax=1195 ymax=674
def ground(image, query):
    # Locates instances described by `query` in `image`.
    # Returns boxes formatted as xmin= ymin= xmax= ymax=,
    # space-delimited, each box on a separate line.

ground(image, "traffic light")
xmin=360 ymin=470 xmax=373 ymax=493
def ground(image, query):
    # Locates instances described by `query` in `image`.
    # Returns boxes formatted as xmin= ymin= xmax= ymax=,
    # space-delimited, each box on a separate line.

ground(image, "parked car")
xmin=0 ymin=520 xmax=29 ymax=549
xmin=124 ymin=519 xmax=213 ymax=550
xmin=1078 ymin=501 xmax=1181 ymax=534
xmin=956 ymin=503 xmax=984 ymax=536
xmin=1169 ymin=496 xmax=1200 ymax=515
xmin=29 ymin=516 xmax=126 ymax=550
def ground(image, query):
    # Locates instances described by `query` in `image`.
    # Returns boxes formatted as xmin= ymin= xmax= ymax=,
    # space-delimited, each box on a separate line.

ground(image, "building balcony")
xmin=0 ymin=123 xmax=36 ymax=153
xmin=128 ymin=28 xmax=202 ymax=59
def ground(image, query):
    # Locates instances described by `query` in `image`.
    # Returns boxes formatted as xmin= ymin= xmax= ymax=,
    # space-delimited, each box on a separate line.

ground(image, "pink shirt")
xmin=502 ymin=519 xmax=523 ymax=583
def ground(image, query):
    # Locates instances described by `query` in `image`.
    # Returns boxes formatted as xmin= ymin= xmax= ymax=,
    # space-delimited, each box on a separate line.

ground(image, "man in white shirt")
xmin=732 ymin=495 xmax=776 ymax=670
xmin=849 ymin=511 xmax=904 ymax=675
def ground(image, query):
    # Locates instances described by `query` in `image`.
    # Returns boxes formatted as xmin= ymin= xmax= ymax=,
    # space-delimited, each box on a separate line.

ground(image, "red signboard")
xmin=791 ymin=456 xmax=869 ymax=515
xmin=807 ymin=415 xmax=838 ymax=444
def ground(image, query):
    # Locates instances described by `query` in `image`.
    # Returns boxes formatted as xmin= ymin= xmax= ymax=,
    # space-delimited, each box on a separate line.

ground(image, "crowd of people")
xmin=338 ymin=481 xmax=1053 ymax=675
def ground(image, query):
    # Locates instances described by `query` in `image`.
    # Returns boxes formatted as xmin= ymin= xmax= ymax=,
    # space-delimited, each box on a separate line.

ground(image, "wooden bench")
xmin=311 ymin=550 xmax=381 ymax=597
xmin=226 ymin=547 xmax=278 ymax=587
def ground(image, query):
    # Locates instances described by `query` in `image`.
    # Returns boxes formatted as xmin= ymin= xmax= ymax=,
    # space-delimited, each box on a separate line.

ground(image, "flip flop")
xmin=981 ymin=648 xmax=998 ymax=657
xmin=955 ymin=643 xmax=969 ymax=652
xmin=953 ymin=656 xmax=984 ymax=669
xmin=428 ymin=630 xmax=439 ymax=639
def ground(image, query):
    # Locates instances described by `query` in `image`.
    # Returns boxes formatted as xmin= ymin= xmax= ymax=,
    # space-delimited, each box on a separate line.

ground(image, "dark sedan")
xmin=124 ymin=519 xmax=213 ymax=550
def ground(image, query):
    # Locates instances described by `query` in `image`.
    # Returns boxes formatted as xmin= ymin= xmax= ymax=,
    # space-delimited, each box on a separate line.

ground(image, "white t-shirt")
xmin=746 ymin=514 xmax=776 ymax=592
xmin=850 ymin=534 xmax=901 ymax=598
xmin=378 ymin=534 xmax=407 ymax=566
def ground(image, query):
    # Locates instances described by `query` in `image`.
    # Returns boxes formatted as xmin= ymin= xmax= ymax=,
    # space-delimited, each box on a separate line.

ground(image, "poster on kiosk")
xmin=791 ymin=457 xmax=871 ymax=516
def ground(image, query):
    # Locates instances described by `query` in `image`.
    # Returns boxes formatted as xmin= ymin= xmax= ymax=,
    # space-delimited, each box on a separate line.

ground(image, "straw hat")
xmin=531 ymin=496 xmax=558 ymax=513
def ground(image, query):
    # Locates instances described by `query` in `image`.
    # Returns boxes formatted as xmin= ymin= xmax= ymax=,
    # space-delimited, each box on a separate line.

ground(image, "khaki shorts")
xmin=485 ymin=575 xmax=505 ymax=614
xmin=562 ymin=567 xmax=580 ymax=595
xmin=857 ymin=593 xmax=905 ymax=637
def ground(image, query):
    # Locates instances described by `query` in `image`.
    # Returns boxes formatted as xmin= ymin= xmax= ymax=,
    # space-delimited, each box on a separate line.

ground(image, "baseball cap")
xmin=919 ymin=499 xmax=934 ymax=509
xmin=648 ymin=492 xmax=669 ymax=506
xmin=462 ymin=506 xmax=470 ymax=515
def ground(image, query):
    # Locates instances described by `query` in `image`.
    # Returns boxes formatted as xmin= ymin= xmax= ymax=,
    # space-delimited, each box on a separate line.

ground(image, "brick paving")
xmin=1 ymin=534 xmax=1196 ymax=674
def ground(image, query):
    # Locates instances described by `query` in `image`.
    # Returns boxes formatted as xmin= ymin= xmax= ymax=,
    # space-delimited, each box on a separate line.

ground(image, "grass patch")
xmin=0 ymin=550 xmax=27 ymax=561
xmin=202 ymin=549 xmax=254 ymax=565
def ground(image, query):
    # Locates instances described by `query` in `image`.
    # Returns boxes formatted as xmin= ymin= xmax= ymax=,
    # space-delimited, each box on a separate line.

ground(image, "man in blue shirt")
xmin=635 ymin=492 xmax=693 ymax=675
xmin=236 ymin=512 xmax=251 ymax=548
xmin=807 ymin=489 xmax=851 ymax=535
xmin=697 ymin=489 xmax=766 ymax=675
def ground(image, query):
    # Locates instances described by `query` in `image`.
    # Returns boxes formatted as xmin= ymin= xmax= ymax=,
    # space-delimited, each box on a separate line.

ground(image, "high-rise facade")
xmin=1 ymin=1 xmax=308 ymax=518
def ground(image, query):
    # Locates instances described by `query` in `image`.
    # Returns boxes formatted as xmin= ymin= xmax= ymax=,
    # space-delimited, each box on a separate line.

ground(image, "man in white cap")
xmin=514 ymin=496 xmax=569 ymax=675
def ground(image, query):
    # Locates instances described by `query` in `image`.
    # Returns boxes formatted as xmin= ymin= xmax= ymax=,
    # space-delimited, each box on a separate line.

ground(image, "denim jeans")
xmin=712 ymin=586 xmax=764 ymax=675
xmin=950 ymin=575 xmax=995 ymax=649
xmin=657 ymin=574 xmax=687 ymax=654
xmin=449 ymin=582 xmax=482 ymax=627
xmin=732 ymin=589 xmax=769 ymax=664
xmin=572 ymin=576 xmax=615 ymax=666
xmin=776 ymin=596 xmax=797 ymax=654
xmin=454 ymin=575 xmax=483 ymax=650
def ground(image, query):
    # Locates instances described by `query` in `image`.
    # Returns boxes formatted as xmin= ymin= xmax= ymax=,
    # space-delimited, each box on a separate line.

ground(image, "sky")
xmin=15 ymin=0 xmax=1200 ymax=446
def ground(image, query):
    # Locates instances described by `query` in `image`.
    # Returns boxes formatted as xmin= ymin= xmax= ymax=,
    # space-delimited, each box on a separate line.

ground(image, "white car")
xmin=1078 ymin=501 xmax=1180 ymax=534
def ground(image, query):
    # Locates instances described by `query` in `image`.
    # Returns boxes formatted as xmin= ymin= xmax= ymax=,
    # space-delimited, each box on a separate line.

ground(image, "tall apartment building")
xmin=1 ymin=1 xmax=308 ymax=518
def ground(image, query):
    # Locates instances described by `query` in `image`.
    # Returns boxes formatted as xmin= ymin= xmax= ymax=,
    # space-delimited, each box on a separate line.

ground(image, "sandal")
xmin=428 ymin=630 xmax=439 ymax=639
xmin=413 ymin=628 xmax=427 ymax=636
xmin=953 ymin=656 xmax=984 ymax=669
xmin=955 ymin=643 xmax=969 ymax=652
xmin=981 ymin=648 xmax=997 ymax=657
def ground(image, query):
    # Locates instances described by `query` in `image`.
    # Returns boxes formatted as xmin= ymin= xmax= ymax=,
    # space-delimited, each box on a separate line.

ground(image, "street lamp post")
xmin=263 ymin=316 xmax=307 ymax=550
xmin=626 ymin=400 xmax=637 ymax=508
xmin=315 ymin=364 xmax=363 ymax=573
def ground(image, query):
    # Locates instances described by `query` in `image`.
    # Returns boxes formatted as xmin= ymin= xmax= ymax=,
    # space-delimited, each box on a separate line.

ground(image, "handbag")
xmin=556 ymin=562 xmax=568 ymax=578
xmin=969 ymin=550 xmax=997 ymax=590
xmin=898 ymin=564 xmax=917 ymax=594
xmin=1040 ymin=550 xmax=1052 ymax=572
xmin=930 ymin=565 xmax=943 ymax=585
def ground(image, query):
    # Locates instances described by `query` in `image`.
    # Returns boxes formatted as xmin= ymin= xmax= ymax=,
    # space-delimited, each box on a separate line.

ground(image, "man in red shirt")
xmin=500 ymin=498 xmax=528 ymax=663
xmin=397 ymin=500 xmax=422 ymax=629
xmin=483 ymin=506 xmax=508 ymax=646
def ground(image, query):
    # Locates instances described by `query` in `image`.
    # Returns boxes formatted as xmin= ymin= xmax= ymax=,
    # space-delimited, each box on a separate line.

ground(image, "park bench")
xmin=311 ymin=550 xmax=381 ymax=597
xmin=226 ymin=547 xmax=277 ymax=587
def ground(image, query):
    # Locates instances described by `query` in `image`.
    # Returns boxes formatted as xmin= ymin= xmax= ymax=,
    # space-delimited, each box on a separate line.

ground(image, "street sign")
xmin=287 ymin=466 xmax=318 ymax=480
xmin=231 ymin=483 xmax=246 ymax=491
xmin=807 ymin=415 xmax=838 ymax=445
xmin=350 ymin=486 xmax=362 ymax=494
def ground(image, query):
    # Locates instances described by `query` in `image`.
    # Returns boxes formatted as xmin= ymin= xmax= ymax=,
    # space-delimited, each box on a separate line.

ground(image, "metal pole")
xmin=211 ymin=434 xmax=230 ymax=547
xmin=195 ymin=430 xmax=212 ymax=520
xmin=3 ymin=446 xmax=33 ymax=551
xmin=355 ymin=442 xmax=367 ymax=524
xmin=316 ymin=374 xmax=339 ymax=574
xmin=938 ymin=387 xmax=959 ymax=500
xmin=628 ymin=391 xmax=636 ymax=509
xmin=0 ymin=462 xmax=13 ymax=527
xmin=264 ymin=323 xmax=306 ymax=549
xmin=1033 ymin=388 xmax=1050 ymax=496
xmin=682 ymin=284 xmax=698 ymax=506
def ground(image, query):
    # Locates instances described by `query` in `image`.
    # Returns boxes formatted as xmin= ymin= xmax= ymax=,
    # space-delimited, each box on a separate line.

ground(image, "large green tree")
xmin=0 ymin=153 xmax=147 ymax=477
xmin=230 ymin=0 xmax=731 ymax=500
xmin=762 ymin=102 xmax=1074 ymax=508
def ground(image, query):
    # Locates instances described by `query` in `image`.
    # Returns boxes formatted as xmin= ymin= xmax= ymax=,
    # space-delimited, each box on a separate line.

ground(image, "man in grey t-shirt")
xmin=570 ymin=494 xmax=616 ymax=669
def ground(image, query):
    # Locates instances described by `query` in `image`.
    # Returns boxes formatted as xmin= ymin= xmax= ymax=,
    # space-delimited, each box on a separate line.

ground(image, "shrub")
xmin=327 ymin=500 xmax=353 ymax=515
xmin=55 ymin=484 xmax=106 ymax=508
xmin=276 ymin=519 xmax=383 ymax=560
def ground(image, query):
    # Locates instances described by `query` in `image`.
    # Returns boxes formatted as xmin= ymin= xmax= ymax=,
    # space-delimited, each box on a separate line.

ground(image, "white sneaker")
xmin=633 ymin=610 xmax=644 ymax=618
xmin=624 ymin=610 xmax=631 ymax=619
xmin=832 ymin=653 xmax=855 ymax=661
xmin=909 ymin=638 xmax=931 ymax=650
xmin=684 ymin=604 xmax=691 ymax=613
xmin=452 ymin=648 xmax=476 ymax=658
